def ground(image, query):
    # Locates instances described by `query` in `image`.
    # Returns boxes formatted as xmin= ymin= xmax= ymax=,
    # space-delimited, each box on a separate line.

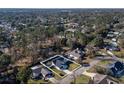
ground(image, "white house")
xmin=68 ymin=48 xmax=85 ymax=60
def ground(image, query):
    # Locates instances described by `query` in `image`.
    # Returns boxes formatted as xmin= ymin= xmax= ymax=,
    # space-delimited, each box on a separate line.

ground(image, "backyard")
xmin=68 ymin=62 xmax=81 ymax=71
xmin=50 ymin=66 xmax=66 ymax=77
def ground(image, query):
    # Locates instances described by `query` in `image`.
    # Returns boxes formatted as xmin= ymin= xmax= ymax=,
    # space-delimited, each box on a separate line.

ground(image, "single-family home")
xmin=41 ymin=68 xmax=53 ymax=78
xmin=108 ymin=61 xmax=124 ymax=77
xmin=64 ymin=23 xmax=79 ymax=29
xmin=68 ymin=48 xmax=85 ymax=60
xmin=31 ymin=65 xmax=42 ymax=79
xmin=89 ymin=73 xmax=119 ymax=84
xmin=65 ymin=28 xmax=77 ymax=33
xmin=113 ymin=31 xmax=120 ymax=35
xmin=31 ymin=65 xmax=53 ymax=79
xmin=53 ymin=57 xmax=70 ymax=70
xmin=105 ymin=43 xmax=120 ymax=51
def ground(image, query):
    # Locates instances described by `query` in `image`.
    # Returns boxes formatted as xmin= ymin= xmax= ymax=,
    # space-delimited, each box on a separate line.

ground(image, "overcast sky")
xmin=0 ymin=0 xmax=123 ymax=8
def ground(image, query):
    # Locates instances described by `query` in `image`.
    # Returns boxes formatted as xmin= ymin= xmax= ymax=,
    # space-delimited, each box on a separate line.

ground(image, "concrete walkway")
xmin=63 ymin=70 xmax=72 ymax=74
xmin=49 ymin=78 xmax=59 ymax=84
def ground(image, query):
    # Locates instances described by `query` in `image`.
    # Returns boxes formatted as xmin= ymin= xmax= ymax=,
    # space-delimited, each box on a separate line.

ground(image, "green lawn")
xmin=73 ymin=75 xmax=91 ymax=84
xmin=87 ymin=66 xmax=97 ymax=73
xmin=68 ymin=63 xmax=80 ymax=71
xmin=50 ymin=67 xmax=66 ymax=80
xmin=97 ymin=60 xmax=112 ymax=67
xmin=112 ymin=50 xmax=124 ymax=58
xmin=51 ymin=67 xmax=66 ymax=76
xmin=54 ymin=73 xmax=62 ymax=80
xmin=118 ymin=76 xmax=124 ymax=83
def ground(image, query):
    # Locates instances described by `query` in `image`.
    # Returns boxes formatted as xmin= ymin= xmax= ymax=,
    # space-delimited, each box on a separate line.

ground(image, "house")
xmin=113 ymin=31 xmax=120 ymax=35
xmin=108 ymin=61 xmax=124 ymax=77
xmin=41 ymin=68 xmax=53 ymax=78
xmin=105 ymin=43 xmax=120 ymax=51
xmin=89 ymin=73 xmax=119 ymax=84
xmin=64 ymin=23 xmax=79 ymax=29
xmin=68 ymin=48 xmax=85 ymax=60
xmin=81 ymin=26 xmax=91 ymax=34
xmin=112 ymin=38 xmax=117 ymax=42
xmin=111 ymin=41 xmax=118 ymax=47
xmin=31 ymin=65 xmax=53 ymax=79
xmin=65 ymin=28 xmax=77 ymax=33
xmin=31 ymin=65 xmax=43 ymax=79
xmin=107 ymin=31 xmax=115 ymax=38
xmin=53 ymin=57 xmax=70 ymax=70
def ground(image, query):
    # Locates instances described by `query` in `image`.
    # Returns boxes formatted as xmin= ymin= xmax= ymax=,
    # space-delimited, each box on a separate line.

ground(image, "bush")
xmin=95 ymin=66 xmax=107 ymax=74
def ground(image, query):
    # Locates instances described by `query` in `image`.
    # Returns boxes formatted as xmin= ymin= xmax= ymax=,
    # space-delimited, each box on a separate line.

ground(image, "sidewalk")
xmin=82 ymin=71 xmax=96 ymax=79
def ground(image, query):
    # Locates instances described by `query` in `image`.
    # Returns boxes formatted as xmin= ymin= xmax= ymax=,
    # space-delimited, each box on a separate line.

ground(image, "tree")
xmin=91 ymin=35 xmax=104 ymax=48
xmin=118 ymin=34 xmax=124 ymax=48
xmin=60 ymin=38 xmax=67 ymax=46
xmin=86 ymin=46 xmax=96 ymax=58
xmin=16 ymin=67 xmax=31 ymax=83
xmin=75 ymin=31 xmax=88 ymax=46
xmin=0 ymin=54 xmax=11 ymax=69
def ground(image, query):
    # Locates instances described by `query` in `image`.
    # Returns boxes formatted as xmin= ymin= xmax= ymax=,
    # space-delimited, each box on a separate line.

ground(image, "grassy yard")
xmin=73 ymin=75 xmax=91 ymax=84
xmin=111 ymin=50 xmax=124 ymax=58
xmin=50 ymin=67 xmax=66 ymax=80
xmin=68 ymin=63 xmax=80 ymax=71
xmin=27 ymin=79 xmax=51 ymax=84
xmin=118 ymin=76 xmax=124 ymax=83
xmin=51 ymin=67 xmax=66 ymax=76
xmin=87 ymin=66 xmax=97 ymax=73
xmin=97 ymin=60 xmax=112 ymax=67
xmin=54 ymin=73 xmax=63 ymax=80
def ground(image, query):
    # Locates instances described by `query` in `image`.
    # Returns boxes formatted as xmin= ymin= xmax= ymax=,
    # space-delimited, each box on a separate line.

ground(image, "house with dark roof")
xmin=41 ymin=68 xmax=53 ymax=78
xmin=89 ymin=73 xmax=119 ymax=84
xmin=31 ymin=65 xmax=42 ymax=79
xmin=53 ymin=57 xmax=70 ymax=70
xmin=108 ymin=61 xmax=124 ymax=77
xmin=31 ymin=65 xmax=53 ymax=79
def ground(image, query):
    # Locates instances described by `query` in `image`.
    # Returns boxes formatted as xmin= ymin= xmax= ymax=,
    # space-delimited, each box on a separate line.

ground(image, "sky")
xmin=0 ymin=0 xmax=123 ymax=8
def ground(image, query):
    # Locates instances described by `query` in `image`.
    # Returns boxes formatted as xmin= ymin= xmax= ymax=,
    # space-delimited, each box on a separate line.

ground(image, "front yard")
xmin=97 ymin=60 xmax=113 ymax=67
xmin=73 ymin=75 xmax=91 ymax=84
xmin=118 ymin=76 xmax=124 ymax=83
xmin=27 ymin=79 xmax=51 ymax=84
